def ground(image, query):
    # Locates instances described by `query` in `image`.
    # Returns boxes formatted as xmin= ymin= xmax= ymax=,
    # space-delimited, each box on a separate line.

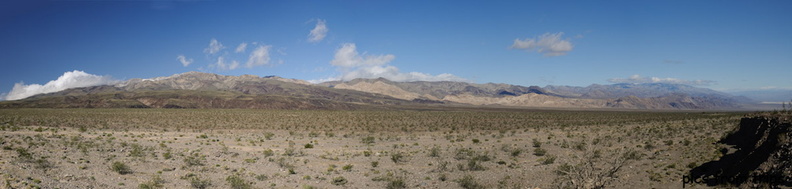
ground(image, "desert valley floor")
xmin=0 ymin=108 xmax=746 ymax=189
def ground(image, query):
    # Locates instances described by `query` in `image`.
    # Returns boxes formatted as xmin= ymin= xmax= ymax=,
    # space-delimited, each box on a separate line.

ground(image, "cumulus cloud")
xmin=203 ymin=38 xmax=225 ymax=54
xmin=213 ymin=56 xmax=240 ymax=70
xmin=339 ymin=65 xmax=466 ymax=82
xmin=607 ymin=74 xmax=715 ymax=86
xmin=177 ymin=55 xmax=193 ymax=67
xmin=315 ymin=43 xmax=466 ymax=83
xmin=308 ymin=19 xmax=328 ymax=43
xmin=331 ymin=43 xmax=395 ymax=67
xmin=511 ymin=32 xmax=573 ymax=56
xmin=2 ymin=70 xmax=118 ymax=101
xmin=198 ymin=38 xmax=275 ymax=71
xmin=235 ymin=43 xmax=248 ymax=53
xmin=246 ymin=45 xmax=272 ymax=68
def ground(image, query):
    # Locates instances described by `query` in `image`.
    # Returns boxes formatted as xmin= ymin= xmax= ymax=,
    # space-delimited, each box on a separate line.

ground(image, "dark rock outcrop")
xmin=688 ymin=116 xmax=792 ymax=188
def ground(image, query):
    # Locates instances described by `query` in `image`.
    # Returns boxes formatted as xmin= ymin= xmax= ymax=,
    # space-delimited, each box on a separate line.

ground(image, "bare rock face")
xmin=689 ymin=115 xmax=792 ymax=188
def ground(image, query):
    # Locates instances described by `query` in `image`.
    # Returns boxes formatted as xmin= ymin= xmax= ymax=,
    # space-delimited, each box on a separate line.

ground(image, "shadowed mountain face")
xmin=0 ymin=72 xmax=749 ymax=110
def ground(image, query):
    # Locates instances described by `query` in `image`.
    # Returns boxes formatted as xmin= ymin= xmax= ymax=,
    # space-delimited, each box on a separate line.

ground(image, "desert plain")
xmin=0 ymin=108 xmax=743 ymax=189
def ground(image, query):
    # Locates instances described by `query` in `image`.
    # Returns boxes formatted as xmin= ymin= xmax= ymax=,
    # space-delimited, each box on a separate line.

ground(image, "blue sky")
xmin=1 ymin=0 xmax=791 ymax=100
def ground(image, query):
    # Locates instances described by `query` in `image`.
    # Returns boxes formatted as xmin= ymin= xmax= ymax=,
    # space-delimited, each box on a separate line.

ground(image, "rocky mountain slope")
xmin=0 ymin=72 xmax=416 ymax=109
xmin=321 ymin=78 xmax=745 ymax=109
xmin=0 ymin=72 xmax=749 ymax=110
xmin=318 ymin=78 xmax=548 ymax=100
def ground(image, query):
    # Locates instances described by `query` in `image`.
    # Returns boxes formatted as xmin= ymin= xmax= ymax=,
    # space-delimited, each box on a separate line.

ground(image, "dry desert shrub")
xmin=553 ymin=147 xmax=641 ymax=189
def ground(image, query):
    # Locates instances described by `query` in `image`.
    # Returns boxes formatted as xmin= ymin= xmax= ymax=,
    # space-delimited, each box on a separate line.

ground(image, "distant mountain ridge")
xmin=0 ymin=72 xmax=751 ymax=110
xmin=0 ymin=72 xmax=416 ymax=109
xmin=321 ymin=78 xmax=747 ymax=110
xmin=544 ymin=83 xmax=737 ymax=99
xmin=318 ymin=77 xmax=549 ymax=101
xmin=727 ymin=89 xmax=792 ymax=103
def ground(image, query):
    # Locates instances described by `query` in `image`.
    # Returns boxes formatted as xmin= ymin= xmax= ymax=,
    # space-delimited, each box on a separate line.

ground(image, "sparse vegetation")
xmin=138 ymin=175 xmax=165 ymax=189
xmin=188 ymin=175 xmax=212 ymax=189
xmin=456 ymin=175 xmax=484 ymax=189
xmin=362 ymin=136 xmax=376 ymax=145
xmin=111 ymin=161 xmax=132 ymax=175
xmin=342 ymin=164 xmax=353 ymax=171
xmin=533 ymin=148 xmax=547 ymax=156
xmin=554 ymin=148 xmax=641 ymax=189
xmin=0 ymin=109 xmax=745 ymax=188
xmin=184 ymin=151 xmax=206 ymax=167
xmin=331 ymin=176 xmax=348 ymax=185
xmin=226 ymin=175 xmax=252 ymax=189
xmin=391 ymin=151 xmax=408 ymax=163
xmin=429 ymin=146 xmax=441 ymax=157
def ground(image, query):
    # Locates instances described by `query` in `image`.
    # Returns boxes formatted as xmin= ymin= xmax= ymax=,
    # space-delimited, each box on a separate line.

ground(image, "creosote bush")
xmin=226 ymin=175 xmax=252 ymax=189
xmin=138 ymin=175 xmax=165 ymax=189
xmin=456 ymin=175 xmax=484 ymax=189
xmin=111 ymin=161 xmax=132 ymax=175
xmin=362 ymin=136 xmax=376 ymax=145
xmin=188 ymin=175 xmax=212 ymax=189
xmin=391 ymin=151 xmax=408 ymax=163
xmin=332 ymin=176 xmax=348 ymax=185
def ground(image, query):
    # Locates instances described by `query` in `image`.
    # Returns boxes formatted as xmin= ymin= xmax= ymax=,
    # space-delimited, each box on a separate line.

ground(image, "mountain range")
xmin=0 ymin=72 xmax=756 ymax=110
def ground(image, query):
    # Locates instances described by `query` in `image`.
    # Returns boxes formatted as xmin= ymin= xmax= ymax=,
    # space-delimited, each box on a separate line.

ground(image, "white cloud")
xmin=511 ymin=32 xmax=573 ymax=56
xmin=177 ymin=55 xmax=193 ymax=67
xmin=320 ymin=43 xmax=467 ymax=82
xmin=213 ymin=56 xmax=240 ymax=70
xmin=339 ymin=65 xmax=466 ymax=82
xmin=203 ymin=38 xmax=225 ymax=54
xmin=331 ymin=43 xmax=395 ymax=67
xmin=246 ymin=45 xmax=272 ymax=68
xmin=307 ymin=77 xmax=340 ymax=84
xmin=235 ymin=43 xmax=248 ymax=53
xmin=607 ymin=74 xmax=715 ymax=86
xmin=308 ymin=19 xmax=328 ymax=43
xmin=2 ymin=70 xmax=118 ymax=101
xmin=201 ymin=40 xmax=274 ymax=71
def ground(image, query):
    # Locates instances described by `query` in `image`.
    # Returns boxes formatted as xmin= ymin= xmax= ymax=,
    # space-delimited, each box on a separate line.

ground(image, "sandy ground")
xmin=0 ymin=110 xmax=740 ymax=189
